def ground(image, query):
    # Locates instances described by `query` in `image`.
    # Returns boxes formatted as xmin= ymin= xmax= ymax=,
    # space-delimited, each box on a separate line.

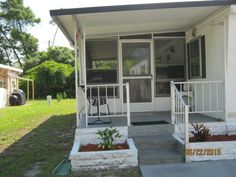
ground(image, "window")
xmin=0 ymin=81 xmax=3 ymax=88
xmin=12 ymin=80 xmax=16 ymax=89
xmin=187 ymin=36 xmax=206 ymax=79
xmin=154 ymin=38 xmax=185 ymax=97
xmin=86 ymin=39 xmax=118 ymax=84
xmin=122 ymin=43 xmax=151 ymax=76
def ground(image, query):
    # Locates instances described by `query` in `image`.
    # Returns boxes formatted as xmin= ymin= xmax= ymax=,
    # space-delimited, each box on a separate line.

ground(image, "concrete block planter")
xmin=174 ymin=122 xmax=236 ymax=162
xmin=69 ymin=127 xmax=138 ymax=172
xmin=186 ymin=141 xmax=236 ymax=162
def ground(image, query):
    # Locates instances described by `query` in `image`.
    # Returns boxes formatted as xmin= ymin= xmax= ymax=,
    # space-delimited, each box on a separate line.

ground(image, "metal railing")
xmin=171 ymin=81 xmax=189 ymax=144
xmin=171 ymin=80 xmax=224 ymax=145
xmin=173 ymin=81 xmax=224 ymax=113
xmin=84 ymin=83 xmax=130 ymax=127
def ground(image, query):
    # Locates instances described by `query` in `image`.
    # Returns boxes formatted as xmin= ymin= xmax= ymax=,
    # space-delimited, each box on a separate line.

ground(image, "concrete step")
xmin=128 ymin=124 xmax=174 ymax=137
xmin=139 ymin=150 xmax=184 ymax=165
xmin=133 ymin=135 xmax=177 ymax=151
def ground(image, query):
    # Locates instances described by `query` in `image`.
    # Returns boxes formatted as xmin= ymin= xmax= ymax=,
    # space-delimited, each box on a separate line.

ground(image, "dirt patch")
xmin=190 ymin=134 xmax=236 ymax=142
xmin=24 ymin=161 xmax=43 ymax=177
xmin=75 ymin=167 xmax=141 ymax=177
xmin=80 ymin=143 xmax=128 ymax=152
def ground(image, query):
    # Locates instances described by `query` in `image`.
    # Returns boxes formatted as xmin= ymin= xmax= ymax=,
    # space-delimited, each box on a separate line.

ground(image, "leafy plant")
xmin=56 ymin=92 xmax=63 ymax=102
xmin=96 ymin=127 xmax=122 ymax=150
xmin=191 ymin=123 xmax=211 ymax=142
xmin=63 ymin=91 xmax=67 ymax=99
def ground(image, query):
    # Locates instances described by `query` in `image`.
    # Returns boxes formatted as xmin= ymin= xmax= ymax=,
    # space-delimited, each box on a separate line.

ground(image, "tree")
xmin=24 ymin=46 xmax=74 ymax=70
xmin=0 ymin=0 xmax=40 ymax=66
xmin=24 ymin=60 xmax=75 ymax=98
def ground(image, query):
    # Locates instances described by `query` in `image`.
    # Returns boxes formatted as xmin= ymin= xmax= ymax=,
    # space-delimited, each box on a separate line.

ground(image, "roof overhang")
xmin=0 ymin=64 xmax=23 ymax=73
xmin=50 ymin=0 xmax=236 ymax=44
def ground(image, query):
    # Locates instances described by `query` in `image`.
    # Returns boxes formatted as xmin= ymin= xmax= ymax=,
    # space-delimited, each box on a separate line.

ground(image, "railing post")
xmin=184 ymin=105 xmax=189 ymax=145
xmin=171 ymin=81 xmax=175 ymax=124
xmin=126 ymin=82 xmax=131 ymax=126
xmin=84 ymin=85 xmax=88 ymax=128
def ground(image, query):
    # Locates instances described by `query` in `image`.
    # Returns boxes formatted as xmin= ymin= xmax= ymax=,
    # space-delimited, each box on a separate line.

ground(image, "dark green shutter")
xmin=201 ymin=36 xmax=206 ymax=78
xmin=187 ymin=43 xmax=191 ymax=79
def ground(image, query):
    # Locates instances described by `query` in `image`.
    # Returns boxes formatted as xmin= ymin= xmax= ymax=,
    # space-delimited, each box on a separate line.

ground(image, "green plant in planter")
xmin=96 ymin=127 xmax=122 ymax=150
xmin=191 ymin=123 xmax=211 ymax=142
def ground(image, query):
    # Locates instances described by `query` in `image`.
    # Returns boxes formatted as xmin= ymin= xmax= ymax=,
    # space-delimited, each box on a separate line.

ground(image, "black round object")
xmin=9 ymin=95 xmax=19 ymax=106
xmin=9 ymin=89 xmax=26 ymax=106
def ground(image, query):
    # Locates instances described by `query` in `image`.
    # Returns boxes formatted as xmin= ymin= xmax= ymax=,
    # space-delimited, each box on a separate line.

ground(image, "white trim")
xmin=186 ymin=6 xmax=230 ymax=32
xmin=120 ymin=39 xmax=153 ymax=111
xmin=150 ymin=38 xmax=155 ymax=111
xmin=120 ymin=39 xmax=152 ymax=43
xmin=123 ymin=76 xmax=152 ymax=80
xmin=74 ymin=17 xmax=80 ymax=127
xmin=153 ymin=36 xmax=185 ymax=39
xmin=0 ymin=64 xmax=23 ymax=73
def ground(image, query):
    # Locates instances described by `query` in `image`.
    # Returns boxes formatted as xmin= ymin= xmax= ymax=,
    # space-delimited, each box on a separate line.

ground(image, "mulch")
xmin=190 ymin=134 xmax=236 ymax=142
xmin=80 ymin=143 xmax=129 ymax=152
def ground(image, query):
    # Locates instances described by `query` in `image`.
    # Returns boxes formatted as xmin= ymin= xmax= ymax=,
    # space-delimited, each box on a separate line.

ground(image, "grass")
xmin=0 ymin=99 xmax=141 ymax=177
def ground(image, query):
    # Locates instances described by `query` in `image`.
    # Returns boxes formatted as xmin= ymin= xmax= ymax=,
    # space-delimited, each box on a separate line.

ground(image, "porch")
xmin=78 ymin=111 xmax=220 ymax=128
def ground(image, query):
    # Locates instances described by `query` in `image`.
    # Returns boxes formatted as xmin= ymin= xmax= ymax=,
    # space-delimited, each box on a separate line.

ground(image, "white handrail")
xmin=174 ymin=80 xmax=223 ymax=84
xmin=171 ymin=81 xmax=189 ymax=144
xmin=84 ymin=82 xmax=130 ymax=127
xmin=171 ymin=80 xmax=224 ymax=146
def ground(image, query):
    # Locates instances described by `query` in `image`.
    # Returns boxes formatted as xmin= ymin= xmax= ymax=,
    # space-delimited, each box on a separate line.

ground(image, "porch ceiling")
xmin=50 ymin=3 xmax=228 ymax=44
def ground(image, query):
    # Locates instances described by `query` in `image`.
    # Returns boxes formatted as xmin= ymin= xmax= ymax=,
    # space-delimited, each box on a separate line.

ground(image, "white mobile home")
xmin=50 ymin=0 xmax=236 ymax=167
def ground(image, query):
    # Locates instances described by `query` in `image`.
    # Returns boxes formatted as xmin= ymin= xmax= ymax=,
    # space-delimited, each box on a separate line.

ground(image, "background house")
xmin=0 ymin=64 xmax=23 ymax=108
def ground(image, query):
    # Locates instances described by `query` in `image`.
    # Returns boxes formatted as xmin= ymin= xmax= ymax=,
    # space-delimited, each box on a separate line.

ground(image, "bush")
xmin=191 ymin=123 xmax=211 ymax=142
xmin=22 ymin=61 xmax=75 ymax=98
xmin=56 ymin=92 xmax=63 ymax=102
xmin=96 ymin=127 xmax=122 ymax=150
xmin=62 ymin=91 xmax=67 ymax=99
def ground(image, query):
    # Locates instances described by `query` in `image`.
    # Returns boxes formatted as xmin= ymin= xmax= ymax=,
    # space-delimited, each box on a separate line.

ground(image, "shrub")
xmin=191 ymin=123 xmax=211 ymax=142
xmin=56 ymin=92 xmax=63 ymax=102
xmin=62 ymin=91 xmax=67 ymax=99
xmin=22 ymin=61 xmax=75 ymax=98
xmin=96 ymin=127 xmax=122 ymax=150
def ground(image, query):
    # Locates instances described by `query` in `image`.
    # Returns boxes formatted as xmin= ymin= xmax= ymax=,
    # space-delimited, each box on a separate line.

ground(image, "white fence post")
xmin=171 ymin=81 xmax=175 ymax=124
xmin=126 ymin=82 xmax=131 ymax=126
xmin=184 ymin=105 xmax=189 ymax=145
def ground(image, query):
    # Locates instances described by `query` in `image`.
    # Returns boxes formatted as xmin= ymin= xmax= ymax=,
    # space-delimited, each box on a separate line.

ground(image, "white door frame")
xmin=118 ymin=39 xmax=155 ymax=112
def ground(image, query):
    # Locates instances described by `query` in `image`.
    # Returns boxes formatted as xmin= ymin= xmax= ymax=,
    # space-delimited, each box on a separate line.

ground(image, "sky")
xmin=24 ymin=0 xmax=200 ymax=51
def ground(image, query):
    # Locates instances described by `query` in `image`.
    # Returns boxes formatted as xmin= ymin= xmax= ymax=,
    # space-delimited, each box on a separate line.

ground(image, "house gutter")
xmin=50 ymin=0 xmax=236 ymax=16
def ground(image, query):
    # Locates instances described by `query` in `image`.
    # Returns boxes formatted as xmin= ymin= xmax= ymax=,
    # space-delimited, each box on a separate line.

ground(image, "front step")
xmin=128 ymin=124 xmax=185 ymax=165
xmin=128 ymin=124 xmax=174 ymax=137
xmin=139 ymin=150 xmax=184 ymax=165
xmin=133 ymin=135 xmax=177 ymax=151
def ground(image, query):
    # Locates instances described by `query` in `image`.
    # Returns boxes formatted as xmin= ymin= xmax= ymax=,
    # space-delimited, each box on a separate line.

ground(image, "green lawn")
xmin=0 ymin=99 xmax=140 ymax=177
xmin=0 ymin=99 xmax=77 ymax=177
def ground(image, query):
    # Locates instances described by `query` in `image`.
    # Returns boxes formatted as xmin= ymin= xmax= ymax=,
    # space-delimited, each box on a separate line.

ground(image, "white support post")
xmin=126 ymin=82 xmax=130 ymax=126
xmin=83 ymin=26 xmax=88 ymax=128
xmin=170 ymin=81 xmax=175 ymax=124
xmin=27 ymin=80 xmax=29 ymax=101
xmin=74 ymin=16 xmax=80 ymax=128
xmin=184 ymin=105 xmax=189 ymax=145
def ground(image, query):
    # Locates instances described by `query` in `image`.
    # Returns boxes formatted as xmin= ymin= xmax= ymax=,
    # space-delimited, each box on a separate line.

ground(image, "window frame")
xmin=187 ymin=36 xmax=206 ymax=79
xmin=86 ymin=39 xmax=119 ymax=84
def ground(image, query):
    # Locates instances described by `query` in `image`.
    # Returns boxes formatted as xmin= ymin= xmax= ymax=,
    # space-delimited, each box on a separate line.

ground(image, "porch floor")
xmin=79 ymin=111 xmax=220 ymax=128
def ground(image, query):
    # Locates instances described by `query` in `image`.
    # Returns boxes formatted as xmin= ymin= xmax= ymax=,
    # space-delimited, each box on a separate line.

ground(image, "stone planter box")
xmin=174 ymin=122 xmax=236 ymax=162
xmin=69 ymin=127 xmax=138 ymax=172
xmin=70 ymin=138 xmax=138 ymax=171
xmin=186 ymin=141 xmax=236 ymax=162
